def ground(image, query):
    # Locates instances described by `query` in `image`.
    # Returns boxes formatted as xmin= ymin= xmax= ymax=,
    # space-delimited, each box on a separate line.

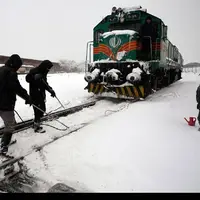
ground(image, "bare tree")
xmin=58 ymin=59 xmax=83 ymax=73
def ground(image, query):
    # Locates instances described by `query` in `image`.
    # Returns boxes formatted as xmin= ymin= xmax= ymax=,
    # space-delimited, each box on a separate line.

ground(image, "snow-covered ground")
xmin=2 ymin=72 xmax=200 ymax=192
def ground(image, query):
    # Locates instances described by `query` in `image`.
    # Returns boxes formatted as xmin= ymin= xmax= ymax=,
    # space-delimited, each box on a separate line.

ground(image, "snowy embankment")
xmin=3 ymin=72 xmax=200 ymax=192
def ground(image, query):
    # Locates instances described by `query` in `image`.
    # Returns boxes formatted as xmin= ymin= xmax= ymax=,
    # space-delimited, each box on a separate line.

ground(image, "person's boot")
xmin=0 ymin=132 xmax=12 ymax=155
xmin=0 ymin=145 xmax=8 ymax=155
xmin=33 ymin=122 xmax=45 ymax=133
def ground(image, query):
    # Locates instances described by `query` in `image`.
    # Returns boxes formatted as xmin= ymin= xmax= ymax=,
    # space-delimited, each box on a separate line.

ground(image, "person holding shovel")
xmin=25 ymin=60 xmax=56 ymax=133
xmin=0 ymin=54 xmax=32 ymax=155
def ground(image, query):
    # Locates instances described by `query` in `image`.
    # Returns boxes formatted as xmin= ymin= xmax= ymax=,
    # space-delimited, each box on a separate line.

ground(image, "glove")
xmin=49 ymin=89 xmax=56 ymax=97
xmin=34 ymin=74 xmax=43 ymax=80
xmin=25 ymin=96 xmax=32 ymax=106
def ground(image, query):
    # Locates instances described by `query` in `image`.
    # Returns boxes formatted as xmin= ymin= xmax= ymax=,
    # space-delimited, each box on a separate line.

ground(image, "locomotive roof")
xmin=94 ymin=9 xmax=166 ymax=30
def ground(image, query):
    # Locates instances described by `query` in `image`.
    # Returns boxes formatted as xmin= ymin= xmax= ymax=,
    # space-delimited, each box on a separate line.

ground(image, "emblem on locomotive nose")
xmin=109 ymin=36 xmax=121 ymax=48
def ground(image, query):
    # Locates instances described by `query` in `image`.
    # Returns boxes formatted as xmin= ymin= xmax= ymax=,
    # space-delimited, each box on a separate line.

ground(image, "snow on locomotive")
xmin=84 ymin=6 xmax=183 ymax=99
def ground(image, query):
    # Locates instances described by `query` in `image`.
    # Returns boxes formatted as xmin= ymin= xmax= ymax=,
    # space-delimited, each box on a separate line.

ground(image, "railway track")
xmin=0 ymin=99 xmax=97 ymax=136
xmin=0 ymin=117 xmax=98 ymax=191
xmin=0 ymin=99 xmax=100 ymax=193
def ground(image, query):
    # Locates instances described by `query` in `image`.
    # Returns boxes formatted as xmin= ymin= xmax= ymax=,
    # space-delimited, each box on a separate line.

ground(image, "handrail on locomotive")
xmin=85 ymin=41 xmax=93 ymax=73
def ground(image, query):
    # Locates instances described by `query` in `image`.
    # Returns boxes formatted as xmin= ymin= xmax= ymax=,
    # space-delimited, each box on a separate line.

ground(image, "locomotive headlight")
xmin=112 ymin=6 xmax=117 ymax=12
xmin=112 ymin=6 xmax=117 ymax=14
xmin=118 ymin=7 xmax=122 ymax=13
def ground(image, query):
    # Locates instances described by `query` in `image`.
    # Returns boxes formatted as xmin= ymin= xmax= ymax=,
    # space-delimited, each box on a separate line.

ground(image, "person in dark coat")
xmin=140 ymin=16 xmax=157 ymax=41
xmin=139 ymin=16 xmax=157 ymax=60
xmin=196 ymin=85 xmax=200 ymax=128
xmin=25 ymin=60 xmax=56 ymax=133
xmin=0 ymin=54 xmax=32 ymax=155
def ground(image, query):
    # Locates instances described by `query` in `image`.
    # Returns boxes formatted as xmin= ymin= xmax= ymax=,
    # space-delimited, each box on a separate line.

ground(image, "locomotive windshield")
xmin=108 ymin=21 xmax=141 ymax=33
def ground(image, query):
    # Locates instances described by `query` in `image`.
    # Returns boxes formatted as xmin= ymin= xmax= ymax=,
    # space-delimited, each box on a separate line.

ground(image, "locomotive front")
xmin=84 ymin=6 xmax=182 ymax=100
xmin=84 ymin=9 xmax=150 ymax=99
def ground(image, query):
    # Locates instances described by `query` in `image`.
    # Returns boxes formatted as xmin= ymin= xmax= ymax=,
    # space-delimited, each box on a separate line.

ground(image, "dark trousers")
xmin=0 ymin=110 xmax=16 ymax=149
xmin=140 ymin=37 xmax=155 ymax=61
xmin=33 ymin=100 xmax=46 ymax=123
xmin=198 ymin=110 xmax=200 ymax=125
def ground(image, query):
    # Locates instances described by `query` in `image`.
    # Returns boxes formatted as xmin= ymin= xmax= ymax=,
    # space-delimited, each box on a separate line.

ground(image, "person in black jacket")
xmin=26 ymin=60 xmax=56 ymax=133
xmin=196 ymin=85 xmax=200 ymax=129
xmin=140 ymin=16 xmax=157 ymax=41
xmin=139 ymin=16 xmax=157 ymax=60
xmin=0 ymin=54 xmax=32 ymax=155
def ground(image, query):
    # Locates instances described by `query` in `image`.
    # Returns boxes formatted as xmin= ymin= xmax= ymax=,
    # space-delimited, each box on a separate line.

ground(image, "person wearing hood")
xmin=25 ymin=60 xmax=56 ymax=133
xmin=196 ymin=84 xmax=200 ymax=130
xmin=139 ymin=16 xmax=157 ymax=60
xmin=140 ymin=16 xmax=157 ymax=40
xmin=0 ymin=54 xmax=32 ymax=155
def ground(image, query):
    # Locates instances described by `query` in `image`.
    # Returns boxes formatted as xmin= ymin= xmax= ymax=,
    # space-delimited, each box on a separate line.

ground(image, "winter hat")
xmin=41 ymin=60 xmax=53 ymax=69
xmin=37 ymin=59 xmax=53 ymax=74
xmin=38 ymin=60 xmax=53 ymax=69
xmin=5 ymin=54 xmax=23 ymax=69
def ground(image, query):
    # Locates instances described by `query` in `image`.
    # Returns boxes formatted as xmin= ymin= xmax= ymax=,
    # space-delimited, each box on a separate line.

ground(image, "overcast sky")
xmin=0 ymin=0 xmax=199 ymax=64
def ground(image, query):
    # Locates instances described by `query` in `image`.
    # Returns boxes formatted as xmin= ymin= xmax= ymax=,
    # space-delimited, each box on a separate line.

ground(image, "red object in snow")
xmin=184 ymin=117 xmax=196 ymax=126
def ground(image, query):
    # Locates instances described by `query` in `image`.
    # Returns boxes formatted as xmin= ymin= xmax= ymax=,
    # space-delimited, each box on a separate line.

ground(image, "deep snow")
xmin=2 ymin=72 xmax=200 ymax=192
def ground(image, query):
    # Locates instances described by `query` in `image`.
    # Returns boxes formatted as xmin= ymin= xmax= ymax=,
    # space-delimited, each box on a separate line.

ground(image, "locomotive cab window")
xmin=94 ymin=30 xmax=104 ymax=43
xmin=161 ymin=23 xmax=167 ymax=39
xmin=109 ymin=22 xmax=141 ymax=33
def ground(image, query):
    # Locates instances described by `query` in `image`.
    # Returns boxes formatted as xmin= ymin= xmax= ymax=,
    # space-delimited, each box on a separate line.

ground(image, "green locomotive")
xmin=84 ymin=6 xmax=183 ymax=99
